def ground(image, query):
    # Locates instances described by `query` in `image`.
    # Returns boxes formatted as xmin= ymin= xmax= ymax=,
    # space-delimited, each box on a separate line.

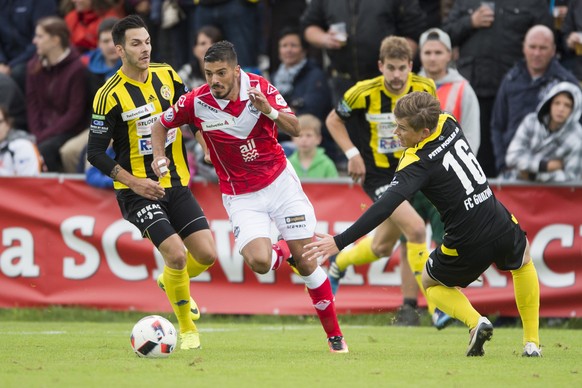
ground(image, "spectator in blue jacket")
xmin=0 ymin=0 xmax=57 ymax=93
xmin=491 ymin=25 xmax=580 ymax=176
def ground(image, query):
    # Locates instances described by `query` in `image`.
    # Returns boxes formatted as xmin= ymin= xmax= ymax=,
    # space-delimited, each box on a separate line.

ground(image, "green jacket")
xmin=288 ymin=147 xmax=338 ymax=178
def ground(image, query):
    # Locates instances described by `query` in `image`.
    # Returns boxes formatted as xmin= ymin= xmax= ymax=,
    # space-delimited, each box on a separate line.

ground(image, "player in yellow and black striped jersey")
xmin=325 ymin=36 xmax=448 ymax=327
xmin=89 ymin=62 xmax=189 ymax=190
xmin=86 ymin=15 xmax=217 ymax=351
xmin=306 ymin=92 xmax=540 ymax=357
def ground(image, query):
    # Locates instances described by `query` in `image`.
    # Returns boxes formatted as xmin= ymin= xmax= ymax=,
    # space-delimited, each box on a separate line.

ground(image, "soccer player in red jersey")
xmin=151 ymin=41 xmax=348 ymax=353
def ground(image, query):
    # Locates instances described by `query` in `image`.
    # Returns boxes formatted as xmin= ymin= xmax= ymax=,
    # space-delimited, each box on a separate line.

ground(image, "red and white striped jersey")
xmin=160 ymin=71 xmax=294 ymax=195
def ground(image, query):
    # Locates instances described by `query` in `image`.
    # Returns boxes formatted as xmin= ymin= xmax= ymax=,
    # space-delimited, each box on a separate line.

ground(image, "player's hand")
xmin=347 ymin=154 xmax=366 ymax=184
xmin=151 ymin=156 xmax=171 ymax=178
xmin=303 ymin=233 xmax=340 ymax=263
xmin=247 ymin=87 xmax=271 ymax=114
xmin=130 ymin=178 xmax=165 ymax=201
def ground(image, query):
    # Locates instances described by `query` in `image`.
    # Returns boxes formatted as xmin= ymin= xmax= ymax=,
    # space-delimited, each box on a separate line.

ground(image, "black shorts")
xmin=426 ymin=222 xmax=527 ymax=288
xmin=116 ymin=186 xmax=209 ymax=247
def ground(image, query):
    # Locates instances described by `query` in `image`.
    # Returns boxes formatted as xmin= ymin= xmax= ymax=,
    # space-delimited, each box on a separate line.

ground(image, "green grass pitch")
xmin=0 ymin=309 xmax=581 ymax=388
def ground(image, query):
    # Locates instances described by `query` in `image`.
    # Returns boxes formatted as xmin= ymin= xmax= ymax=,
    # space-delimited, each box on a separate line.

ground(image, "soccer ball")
xmin=130 ymin=315 xmax=177 ymax=358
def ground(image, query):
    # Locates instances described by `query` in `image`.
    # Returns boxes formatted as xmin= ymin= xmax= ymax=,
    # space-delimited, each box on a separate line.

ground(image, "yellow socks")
xmin=406 ymin=241 xmax=436 ymax=314
xmin=163 ymin=266 xmax=195 ymax=333
xmin=335 ymin=236 xmax=378 ymax=271
xmin=511 ymin=260 xmax=540 ymax=346
xmin=186 ymin=251 xmax=213 ymax=277
xmin=426 ymin=285 xmax=481 ymax=329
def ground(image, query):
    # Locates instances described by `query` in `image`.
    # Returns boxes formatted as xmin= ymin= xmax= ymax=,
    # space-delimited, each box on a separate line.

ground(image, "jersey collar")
xmin=213 ymin=69 xmax=251 ymax=110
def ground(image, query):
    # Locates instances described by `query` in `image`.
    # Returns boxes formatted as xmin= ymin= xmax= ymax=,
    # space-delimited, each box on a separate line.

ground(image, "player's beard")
xmin=387 ymin=79 xmax=405 ymax=94
xmin=211 ymin=84 xmax=231 ymax=99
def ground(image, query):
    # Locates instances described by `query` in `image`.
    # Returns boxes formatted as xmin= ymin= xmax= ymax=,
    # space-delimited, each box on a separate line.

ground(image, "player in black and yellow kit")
xmin=86 ymin=15 xmax=217 ymax=350
xmin=306 ymin=92 xmax=541 ymax=357
xmin=325 ymin=35 xmax=449 ymax=327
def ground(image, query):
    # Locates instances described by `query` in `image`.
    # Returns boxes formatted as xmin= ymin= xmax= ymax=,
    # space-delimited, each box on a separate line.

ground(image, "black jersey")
xmin=87 ymin=63 xmax=189 ymax=190
xmin=335 ymin=72 xmax=436 ymax=197
xmin=335 ymin=114 xmax=518 ymax=250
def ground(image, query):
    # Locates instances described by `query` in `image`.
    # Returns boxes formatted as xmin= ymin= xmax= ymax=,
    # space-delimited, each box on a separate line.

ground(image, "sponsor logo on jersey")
xmin=136 ymin=113 xmax=162 ymax=136
xmin=137 ymin=128 xmax=178 ymax=155
xmin=428 ymin=127 xmax=459 ymax=159
xmin=275 ymin=94 xmax=286 ymax=106
xmin=160 ymin=85 xmax=172 ymax=100
xmin=121 ymin=102 xmax=156 ymax=121
xmin=90 ymin=123 xmax=108 ymax=134
xmin=202 ymin=118 xmax=234 ymax=131
xmin=147 ymin=95 xmax=156 ymax=103
xmin=195 ymin=98 xmax=218 ymax=113
xmin=90 ymin=115 xmax=108 ymax=134
xmin=240 ymin=138 xmax=259 ymax=162
xmin=336 ymin=99 xmax=351 ymax=118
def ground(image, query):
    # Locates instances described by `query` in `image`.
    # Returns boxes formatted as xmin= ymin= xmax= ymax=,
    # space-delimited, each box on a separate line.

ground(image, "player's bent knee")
xmin=164 ymin=248 xmax=188 ymax=269
xmin=245 ymin=257 xmax=271 ymax=274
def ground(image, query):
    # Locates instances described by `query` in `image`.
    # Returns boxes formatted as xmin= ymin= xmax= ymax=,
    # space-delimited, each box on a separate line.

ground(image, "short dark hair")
xmin=278 ymin=27 xmax=308 ymax=50
xmin=98 ymin=17 xmax=119 ymax=37
xmin=196 ymin=25 xmax=223 ymax=47
xmin=394 ymin=92 xmax=441 ymax=132
xmin=112 ymin=15 xmax=148 ymax=46
xmin=204 ymin=40 xmax=238 ymax=65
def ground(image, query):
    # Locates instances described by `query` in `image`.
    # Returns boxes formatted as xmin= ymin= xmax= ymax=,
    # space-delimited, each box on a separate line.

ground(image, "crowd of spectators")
xmin=1 ymin=0 xmax=582 ymax=185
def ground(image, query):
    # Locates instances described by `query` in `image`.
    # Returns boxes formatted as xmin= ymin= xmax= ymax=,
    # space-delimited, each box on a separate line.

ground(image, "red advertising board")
xmin=0 ymin=176 xmax=580 ymax=317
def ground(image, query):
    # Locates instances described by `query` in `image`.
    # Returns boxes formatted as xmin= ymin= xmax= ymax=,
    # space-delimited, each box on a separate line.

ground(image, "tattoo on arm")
xmin=110 ymin=165 xmax=122 ymax=180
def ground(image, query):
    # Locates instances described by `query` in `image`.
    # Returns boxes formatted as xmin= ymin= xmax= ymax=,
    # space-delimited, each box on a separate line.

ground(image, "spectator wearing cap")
xmin=418 ymin=28 xmax=480 ymax=153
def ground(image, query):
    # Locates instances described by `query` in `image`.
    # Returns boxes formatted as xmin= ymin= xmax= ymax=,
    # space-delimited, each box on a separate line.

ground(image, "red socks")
xmin=307 ymin=279 xmax=342 ymax=338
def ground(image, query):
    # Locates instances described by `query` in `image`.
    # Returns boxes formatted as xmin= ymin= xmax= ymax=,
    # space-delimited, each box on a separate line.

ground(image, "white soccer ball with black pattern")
xmin=130 ymin=315 xmax=177 ymax=358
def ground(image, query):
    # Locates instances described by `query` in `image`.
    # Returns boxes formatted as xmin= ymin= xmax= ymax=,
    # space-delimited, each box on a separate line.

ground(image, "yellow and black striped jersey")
xmin=335 ymin=72 xmax=436 ymax=195
xmin=87 ymin=63 xmax=189 ymax=190
xmin=335 ymin=114 xmax=518 ymax=251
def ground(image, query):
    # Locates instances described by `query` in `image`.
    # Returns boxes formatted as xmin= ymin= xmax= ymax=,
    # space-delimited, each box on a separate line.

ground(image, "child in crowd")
xmin=505 ymin=81 xmax=582 ymax=182
xmin=0 ymin=105 xmax=42 ymax=176
xmin=288 ymin=114 xmax=338 ymax=178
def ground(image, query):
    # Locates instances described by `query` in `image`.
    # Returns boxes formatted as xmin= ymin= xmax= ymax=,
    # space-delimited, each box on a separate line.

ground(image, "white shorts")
xmin=222 ymin=162 xmax=316 ymax=253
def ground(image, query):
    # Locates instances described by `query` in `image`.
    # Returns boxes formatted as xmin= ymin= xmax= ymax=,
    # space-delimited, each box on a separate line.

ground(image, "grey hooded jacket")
xmin=505 ymin=82 xmax=582 ymax=182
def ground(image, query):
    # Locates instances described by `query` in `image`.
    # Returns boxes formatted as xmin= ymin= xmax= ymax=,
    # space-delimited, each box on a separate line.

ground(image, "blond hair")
xmin=379 ymin=36 xmax=413 ymax=62
xmin=297 ymin=114 xmax=322 ymax=136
